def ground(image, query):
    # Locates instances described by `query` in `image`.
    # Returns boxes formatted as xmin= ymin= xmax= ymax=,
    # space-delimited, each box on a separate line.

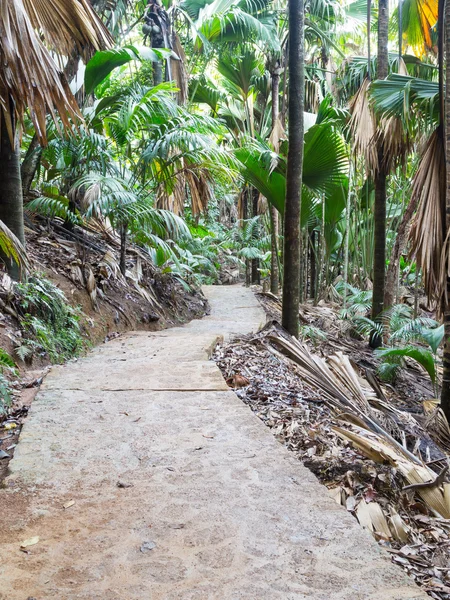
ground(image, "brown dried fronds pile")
xmin=214 ymin=320 xmax=450 ymax=599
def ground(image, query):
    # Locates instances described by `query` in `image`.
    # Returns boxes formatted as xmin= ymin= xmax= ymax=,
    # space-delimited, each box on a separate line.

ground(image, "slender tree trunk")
xmin=441 ymin=0 xmax=450 ymax=417
xmin=384 ymin=193 xmax=418 ymax=309
xmin=21 ymin=135 xmax=41 ymax=197
xmin=251 ymin=187 xmax=260 ymax=284
xmin=370 ymin=0 xmax=389 ymax=347
xmin=119 ymin=224 xmax=127 ymax=276
xmin=282 ymin=0 xmax=304 ymax=337
xmin=309 ymin=230 xmax=316 ymax=299
xmin=0 ymin=112 xmax=25 ymax=280
xmin=270 ymin=208 xmax=279 ymax=294
xmin=270 ymin=66 xmax=281 ymax=294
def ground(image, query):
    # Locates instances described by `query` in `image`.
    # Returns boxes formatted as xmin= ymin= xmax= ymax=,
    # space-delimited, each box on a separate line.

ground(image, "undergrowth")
xmin=15 ymin=276 xmax=84 ymax=363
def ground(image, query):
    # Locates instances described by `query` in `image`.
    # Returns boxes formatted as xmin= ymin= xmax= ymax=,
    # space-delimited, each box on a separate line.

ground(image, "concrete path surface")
xmin=0 ymin=285 xmax=427 ymax=599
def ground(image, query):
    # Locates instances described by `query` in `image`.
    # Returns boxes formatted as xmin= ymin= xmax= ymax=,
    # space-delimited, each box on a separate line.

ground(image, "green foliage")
xmin=370 ymin=74 xmax=439 ymax=129
xmin=0 ymin=220 xmax=30 ymax=275
xmin=15 ymin=277 xmax=84 ymax=364
xmin=85 ymin=46 xmax=175 ymax=95
xmin=375 ymin=346 xmax=437 ymax=386
xmin=299 ymin=325 xmax=327 ymax=345
xmin=0 ymin=349 xmax=16 ymax=415
xmin=0 ymin=349 xmax=17 ymax=374
xmin=0 ymin=374 xmax=12 ymax=416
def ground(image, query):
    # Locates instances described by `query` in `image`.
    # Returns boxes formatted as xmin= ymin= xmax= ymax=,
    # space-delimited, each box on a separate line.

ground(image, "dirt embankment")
xmin=0 ymin=225 xmax=209 ymax=481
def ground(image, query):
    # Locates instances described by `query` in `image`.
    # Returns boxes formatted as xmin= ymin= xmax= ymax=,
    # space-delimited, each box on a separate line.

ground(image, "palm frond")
xmin=0 ymin=0 xmax=83 ymax=145
xmin=409 ymin=128 xmax=445 ymax=303
xmin=23 ymin=0 xmax=112 ymax=60
xmin=348 ymin=78 xmax=377 ymax=172
xmin=0 ymin=219 xmax=30 ymax=275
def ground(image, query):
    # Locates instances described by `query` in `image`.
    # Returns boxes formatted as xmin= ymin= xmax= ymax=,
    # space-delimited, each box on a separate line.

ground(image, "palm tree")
xmin=441 ymin=0 xmax=450 ymax=416
xmin=370 ymin=0 xmax=389 ymax=346
xmin=0 ymin=0 xmax=111 ymax=278
xmin=268 ymin=55 xmax=283 ymax=294
xmin=281 ymin=0 xmax=304 ymax=337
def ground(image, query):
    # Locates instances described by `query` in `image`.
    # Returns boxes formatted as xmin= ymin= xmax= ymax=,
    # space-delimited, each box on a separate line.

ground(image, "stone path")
xmin=0 ymin=285 xmax=427 ymax=599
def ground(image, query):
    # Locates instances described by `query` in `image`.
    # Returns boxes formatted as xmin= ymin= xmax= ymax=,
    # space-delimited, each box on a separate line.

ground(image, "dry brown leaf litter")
xmin=214 ymin=307 xmax=450 ymax=600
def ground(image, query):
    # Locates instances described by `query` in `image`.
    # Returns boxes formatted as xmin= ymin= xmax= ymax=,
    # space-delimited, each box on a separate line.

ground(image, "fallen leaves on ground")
xmin=214 ymin=317 xmax=450 ymax=599
xmin=20 ymin=537 xmax=39 ymax=549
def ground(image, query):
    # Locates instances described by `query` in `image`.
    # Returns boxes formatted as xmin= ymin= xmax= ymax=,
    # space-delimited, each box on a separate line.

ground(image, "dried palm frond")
xmin=157 ymin=173 xmax=185 ymax=214
xmin=0 ymin=218 xmax=30 ymax=275
xmin=185 ymin=168 xmax=212 ymax=216
xmin=23 ymin=0 xmax=112 ymax=61
xmin=0 ymin=0 xmax=110 ymax=145
xmin=0 ymin=0 xmax=112 ymax=146
xmin=268 ymin=116 xmax=285 ymax=153
xmin=171 ymin=32 xmax=187 ymax=106
xmin=371 ymin=55 xmax=411 ymax=173
xmin=373 ymin=115 xmax=411 ymax=174
xmin=423 ymin=400 xmax=450 ymax=453
xmin=0 ymin=0 xmax=81 ymax=144
xmin=409 ymin=128 xmax=445 ymax=304
xmin=304 ymin=79 xmax=322 ymax=113
xmin=348 ymin=78 xmax=377 ymax=173
xmin=334 ymin=424 xmax=450 ymax=519
xmin=266 ymin=327 xmax=430 ymax=465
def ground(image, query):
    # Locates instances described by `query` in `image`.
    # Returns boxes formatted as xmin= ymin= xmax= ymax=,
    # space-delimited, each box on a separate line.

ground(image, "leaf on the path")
xmin=226 ymin=374 xmax=250 ymax=388
xmin=0 ymin=449 xmax=10 ymax=459
xmin=63 ymin=500 xmax=75 ymax=509
xmin=20 ymin=536 xmax=39 ymax=549
xmin=202 ymin=434 xmax=215 ymax=439
xmin=140 ymin=541 xmax=156 ymax=553
xmin=4 ymin=423 xmax=17 ymax=430
xmin=117 ymin=481 xmax=133 ymax=488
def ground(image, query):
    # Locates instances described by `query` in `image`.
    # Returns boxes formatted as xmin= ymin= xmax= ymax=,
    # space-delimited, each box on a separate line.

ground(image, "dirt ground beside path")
xmin=0 ymin=286 xmax=428 ymax=599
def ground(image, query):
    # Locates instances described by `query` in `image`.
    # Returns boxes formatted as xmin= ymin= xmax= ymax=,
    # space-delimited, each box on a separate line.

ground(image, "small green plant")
xmin=299 ymin=325 xmax=327 ymax=346
xmin=337 ymin=283 xmax=444 ymax=393
xmin=15 ymin=276 xmax=84 ymax=363
xmin=0 ymin=349 xmax=16 ymax=415
xmin=0 ymin=374 xmax=12 ymax=416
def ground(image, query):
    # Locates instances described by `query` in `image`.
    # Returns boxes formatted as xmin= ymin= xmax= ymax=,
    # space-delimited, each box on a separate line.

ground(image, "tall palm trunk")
xmin=281 ymin=0 xmax=304 ymax=337
xmin=251 ymin=187 xmax=260 ymax=284
xmin=0 ymin=112 xmax=25 ymax=280
xmin=270 ymin=65 xmax=281 ymax=294
xmin=370 ymin=0 xmax=389 ymax=346
xmin=119 ymin=223 xmax=128 ymax=276
xmin=440 ymin=0 xmax=450 ymax=416
xmin=21 ymin=135 xmax=41 ymax=197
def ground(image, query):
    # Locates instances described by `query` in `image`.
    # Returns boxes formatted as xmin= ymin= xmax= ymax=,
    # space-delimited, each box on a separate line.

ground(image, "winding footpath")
xmin=0 ymin=286 xmax=427 ymax=599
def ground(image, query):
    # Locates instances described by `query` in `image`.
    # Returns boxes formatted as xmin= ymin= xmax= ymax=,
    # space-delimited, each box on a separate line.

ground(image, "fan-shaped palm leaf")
xmin=0 ymin=0 xmax=112 ymax=145
xmin=23 ymin=0 xmax=112 ymax=60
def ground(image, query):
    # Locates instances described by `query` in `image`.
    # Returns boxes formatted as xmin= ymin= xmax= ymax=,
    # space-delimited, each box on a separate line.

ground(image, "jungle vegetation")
xmin=1 ymin=0 xmax=449 ymax=414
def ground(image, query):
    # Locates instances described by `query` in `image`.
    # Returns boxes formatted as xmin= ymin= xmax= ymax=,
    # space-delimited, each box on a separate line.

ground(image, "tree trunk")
xmin=251 ymin=187 xmax=260 ymax=284
xmin=270 ymin=207 xmax=279 ymax=294
xmin=21 ymin=134 xmax=42 ymax=197
xmin=153 ymin=61 xmax=163 ymax=86
xmin=441 ymin=0 xmax=450 ymax=417
xmin=0 ymin=112 xmax=25 ymax=280
xmin=384 ymin=193 xmax=418 ymax=309
xmin=119 ymin=224 xmax=127 ymax=276
xmin=370 ymin=0 xmax=389 ymax=347
xmin=281 ymin=0 xmax=304 ymax=337
xmin=270 ymin=66 xmax=281 ymax=295
xmin=309 ymin=230 xmax=316 ymax=299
